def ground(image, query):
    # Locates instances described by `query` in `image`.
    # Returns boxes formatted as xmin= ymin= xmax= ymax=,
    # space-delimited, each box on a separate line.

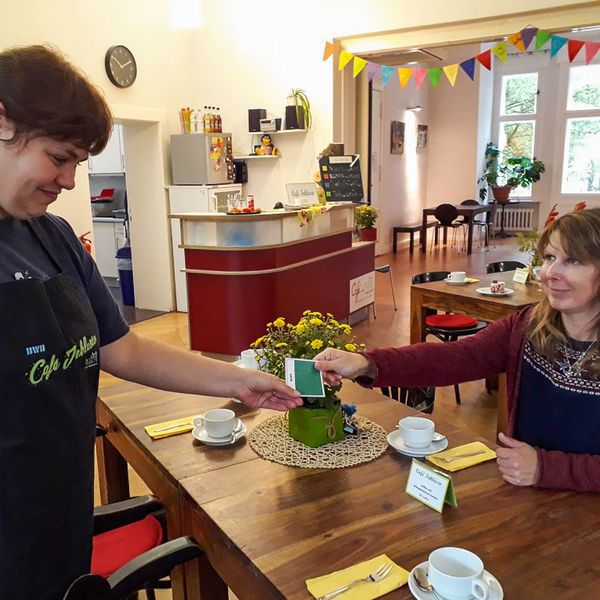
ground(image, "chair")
xmin=460 ymin=199 xmax=491 ymax=248
xmin=63 ymin=495 xmax=203 ymax=600
xmin=371 ymin=264 xmax=397 ymax=318
xmin=381 ymin=271 xmax=488 ymax=406
xmin=486 ymin=260 xmax=526 ymax=274
xmin=431 ymin=204 xmax=466 ymax=253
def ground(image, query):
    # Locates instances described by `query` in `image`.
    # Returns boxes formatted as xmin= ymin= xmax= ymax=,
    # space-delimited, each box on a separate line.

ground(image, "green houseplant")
xmin=285 ymin=88 xmax=311 ymax=130
xmin=251 ymin=311 xmax=364 ymax=447
xmin=354 ymin=204 xmax=379 ymax=241
xmin=478 ymin=143 xmax=545 ymax=202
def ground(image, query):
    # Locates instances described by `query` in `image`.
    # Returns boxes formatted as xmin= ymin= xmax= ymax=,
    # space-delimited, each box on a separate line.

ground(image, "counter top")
xmin=92 ymin=217 xmax=126 ymax=223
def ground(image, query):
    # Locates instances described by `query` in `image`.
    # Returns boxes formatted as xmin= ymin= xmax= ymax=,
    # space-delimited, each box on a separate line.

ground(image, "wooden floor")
xmin=95 ymin=233 xmax=529 ymax=599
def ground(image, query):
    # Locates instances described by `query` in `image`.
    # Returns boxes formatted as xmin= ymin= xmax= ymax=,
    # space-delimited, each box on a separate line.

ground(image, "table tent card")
xmin=405 ymin=459 xmax=458 ymax=513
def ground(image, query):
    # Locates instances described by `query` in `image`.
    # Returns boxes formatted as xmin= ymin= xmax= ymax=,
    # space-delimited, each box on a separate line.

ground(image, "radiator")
xmin=493 ymin=207 xmax=534 ymax=231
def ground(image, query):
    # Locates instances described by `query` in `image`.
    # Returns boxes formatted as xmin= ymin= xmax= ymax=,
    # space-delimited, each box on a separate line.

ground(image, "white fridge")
xmin=169 ymin=184 xmax=242 ymax=312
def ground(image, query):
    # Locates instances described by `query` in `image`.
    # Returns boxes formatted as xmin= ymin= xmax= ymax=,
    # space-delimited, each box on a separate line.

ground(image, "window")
xmin=561 ymin=65 xmax=600 ymax=194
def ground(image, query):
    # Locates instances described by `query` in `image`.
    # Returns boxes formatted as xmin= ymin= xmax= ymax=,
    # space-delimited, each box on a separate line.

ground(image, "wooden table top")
xmin=96 ymin=380 xmax=600 ymax=600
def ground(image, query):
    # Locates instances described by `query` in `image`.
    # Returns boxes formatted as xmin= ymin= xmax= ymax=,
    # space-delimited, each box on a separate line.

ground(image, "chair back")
xmin=486 ymin=260 xmax=526 ymax=274
xmin=460 ymin=199 xmax=479 ymax=206
xmin=412 ymin=271 xmax=450 ymax=285
xmin=434 ymin=203 xmax=459 ymax=226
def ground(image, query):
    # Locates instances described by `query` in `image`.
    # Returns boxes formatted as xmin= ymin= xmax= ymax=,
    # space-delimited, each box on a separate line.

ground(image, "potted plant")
xmin=285 ymin=89 xmax=311 ymax=130
xmin=478 ymin=143 xmax=545 ymax=202
xmin=354 ymin=204 xmax=379 ymax=241
xmin=251 ymin=311 xmax=364 ymax=448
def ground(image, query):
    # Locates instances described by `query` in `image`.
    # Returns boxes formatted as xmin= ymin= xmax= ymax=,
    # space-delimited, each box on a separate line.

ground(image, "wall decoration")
xmin=390 ymin=121 xmax=405 ymax=155
xmin=417 ymin=125 xmax=428 ymax=150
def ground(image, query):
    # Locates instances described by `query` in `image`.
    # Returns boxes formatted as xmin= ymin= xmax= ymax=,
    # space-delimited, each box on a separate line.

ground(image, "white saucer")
xmin=387 ymin=430 xmax=449 ymax=457
xmin=408 ymin=561 xmax=503 ymax=600
xmin=444 ymin=278 xmax=468 ymax=286
xmin=476 ymin=287 xmax=514 ymax=297
xmin=192 ymin=421 xmax=247 ymax=446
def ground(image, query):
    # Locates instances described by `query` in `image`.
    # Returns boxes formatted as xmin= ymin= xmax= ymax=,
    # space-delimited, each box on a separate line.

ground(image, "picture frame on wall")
xmin=417 ymin=124 xmax=428 ymax=149
xmin=390 ymin=121 xmax=405 ymax=155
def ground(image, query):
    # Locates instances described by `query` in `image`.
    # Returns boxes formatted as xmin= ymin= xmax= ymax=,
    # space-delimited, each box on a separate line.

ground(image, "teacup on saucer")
xmin=193 ymin=421 xmax=247 ymax=446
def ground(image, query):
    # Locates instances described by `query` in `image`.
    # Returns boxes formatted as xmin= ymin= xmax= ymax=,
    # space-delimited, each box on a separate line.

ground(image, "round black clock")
xmin=105 ymin=45 xmax=137 ymax=88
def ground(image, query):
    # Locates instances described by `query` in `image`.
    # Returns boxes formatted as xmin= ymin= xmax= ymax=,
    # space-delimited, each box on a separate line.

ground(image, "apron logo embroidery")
xmin=27 ymin=334 xmax=98 ymax=386
xmin=14 ymin=271 xmax=32 ymax=280
xmin=25 ymin=344 xmax=46 ymax=356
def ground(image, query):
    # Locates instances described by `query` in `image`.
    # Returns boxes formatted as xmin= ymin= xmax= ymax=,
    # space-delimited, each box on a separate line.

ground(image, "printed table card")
xmin=512 ymin=267 xmax=530 ymax=284
xmin=405 ymin=459 xmax=457 ymax=513
xmin=284 ymin=358 xmax=325 ymax=397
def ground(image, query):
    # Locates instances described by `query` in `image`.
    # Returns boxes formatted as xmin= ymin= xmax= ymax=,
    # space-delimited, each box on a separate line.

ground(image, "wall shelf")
xmin=236 ymin=154 xmax=280 ymax=160
xmin=247 ymin=129 xmax=307 ymax=135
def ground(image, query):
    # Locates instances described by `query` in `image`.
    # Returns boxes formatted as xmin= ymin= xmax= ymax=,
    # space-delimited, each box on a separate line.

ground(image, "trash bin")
xmin=115 ymin=245 xmax=135 ymax=306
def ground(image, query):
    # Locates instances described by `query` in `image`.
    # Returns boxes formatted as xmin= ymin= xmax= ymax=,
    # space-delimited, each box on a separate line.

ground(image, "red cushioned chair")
xmin=63 ymin=495 xmax=203 ymax=600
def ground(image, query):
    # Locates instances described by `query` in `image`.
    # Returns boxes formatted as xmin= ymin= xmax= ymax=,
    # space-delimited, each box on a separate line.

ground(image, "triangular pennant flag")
xmin=493 ymin=42 xmax=508 ymax=63
xmin=535 ymin=30 xmax=552 ymax=50
xmin=338 ymin=50 xmax=353 ymax=71
xmin=508 ymin=32 xmax=526 ymax=52
xmin=585 ymin=41 xmax=600 ymax=64
xmin=476 ymin=50 xmax=492 ymax=70
xmin=550 ymin=35 xmax=568 ymax=58
xmin=414 ymin=68 xmax=428 ymax=89
xmin=460 ymin=58 xmax=476 ymax=80
xmin=397 ymin=68 xmax=413 ymax=89
xmin=428 ymin=67 xmax=443 ymax=87
xmin=353 ymin=56 xmax=367 ymax=78
xmin=322 ymin=41 xmax=338 ymax=62
xmin=443 ymin=64 xmax=459 ymax=86
xmin=382 ymin=66 xmax=396 ymax=87
xmin=567 ymin=39 xmax=585 ymax=63
xmin=520 ymin=27 xmax=538 ymax=50
xmin=366 ymin=62 xmax=380 ymax=81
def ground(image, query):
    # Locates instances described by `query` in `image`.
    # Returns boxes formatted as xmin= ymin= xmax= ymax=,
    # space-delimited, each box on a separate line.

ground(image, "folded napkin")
xmin=306 ymin=554 xmax=408 ymax=600
xmin=145 ymin=415 xmax=196 ymax=440
xmin=465 ymin=277 xmax=480 ymax=283
xmin=426 ymin=441 xmax=496 ymax=472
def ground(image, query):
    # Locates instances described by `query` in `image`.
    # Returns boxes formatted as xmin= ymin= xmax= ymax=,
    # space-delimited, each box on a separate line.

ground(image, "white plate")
xmin=476 ymin=287 xmax=514 ymax=297
xmin=192 ymin=420 xmax=247 ymax=446
xmin=387 ymin=430 xmax=449 ymax=457
xmin=444 ymin=278 xmax=468 ymax=286
xmin=408 ymin=561 xmax=503 ymax=600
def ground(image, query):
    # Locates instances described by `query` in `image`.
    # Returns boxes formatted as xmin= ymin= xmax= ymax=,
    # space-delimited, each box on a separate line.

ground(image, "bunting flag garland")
xmin=443 ymin=64 xmax=459 ymax=86
xmin=353 ymin=56 xmax=367 ymax=78
xmin=323 ymin=26 xmax=599 ymax=91
xmin=398 ymin=68 xmax=413 ymax=88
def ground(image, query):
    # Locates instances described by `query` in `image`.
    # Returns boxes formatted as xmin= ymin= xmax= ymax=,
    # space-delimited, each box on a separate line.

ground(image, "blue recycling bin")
xmin=115 ymin=245 xmax=135 ymax=306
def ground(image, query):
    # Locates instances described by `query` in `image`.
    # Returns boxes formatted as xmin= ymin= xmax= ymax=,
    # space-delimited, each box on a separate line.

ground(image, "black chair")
xmin=431 ymin=204 xmax=466 ymax=253
xmin=460 ymin=199 xmax=491 ymax=248
xmin=486 ymin=260 xmax=526 ymax=274
xmin=381 ymin=271 xmax=488 ymax=406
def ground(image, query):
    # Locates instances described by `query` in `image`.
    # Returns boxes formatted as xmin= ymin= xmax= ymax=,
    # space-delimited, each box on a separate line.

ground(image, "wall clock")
xmin=105 ymin=45 xmax=137 ymax=88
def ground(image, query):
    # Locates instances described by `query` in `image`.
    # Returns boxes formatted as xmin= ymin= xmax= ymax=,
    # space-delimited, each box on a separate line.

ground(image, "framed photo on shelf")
xmin=417 ymin=124 xmax=429 ymax=149
xmin=390 ymin=121 xmax=405 ymax=155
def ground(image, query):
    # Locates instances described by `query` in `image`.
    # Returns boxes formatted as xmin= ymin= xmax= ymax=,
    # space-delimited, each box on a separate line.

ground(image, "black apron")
xmin=0 ymin=220 xmax=100 ymax=599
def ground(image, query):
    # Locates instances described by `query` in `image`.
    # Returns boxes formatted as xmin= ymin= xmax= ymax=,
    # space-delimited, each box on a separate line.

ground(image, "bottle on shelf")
xmin=203 ymin=106 xmax=211 ymax=134
xmin=210 ymin=108 xmax=217 ymax=133
xmin=216 ymin=107 xmax=222 ymax=133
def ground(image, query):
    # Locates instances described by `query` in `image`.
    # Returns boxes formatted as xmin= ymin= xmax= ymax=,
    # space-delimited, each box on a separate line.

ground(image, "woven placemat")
xmin=248 ymin=414 xmax=388 ymax=469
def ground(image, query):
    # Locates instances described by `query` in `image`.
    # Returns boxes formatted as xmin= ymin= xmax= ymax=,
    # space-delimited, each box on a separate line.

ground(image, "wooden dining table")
xmin=420 ymin=204 xmax=492 ymax=255
xmin=96 ymin=378 xmax=600 ymax=600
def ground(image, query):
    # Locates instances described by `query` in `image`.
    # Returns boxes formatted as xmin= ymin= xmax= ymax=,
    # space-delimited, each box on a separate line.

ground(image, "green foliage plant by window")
xmin=354 ymin=204 xmax=379 ymax=229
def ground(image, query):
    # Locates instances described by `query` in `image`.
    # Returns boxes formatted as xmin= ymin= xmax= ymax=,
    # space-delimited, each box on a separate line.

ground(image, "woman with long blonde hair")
xmin=316 ymin=208 xmax=600 ymax=492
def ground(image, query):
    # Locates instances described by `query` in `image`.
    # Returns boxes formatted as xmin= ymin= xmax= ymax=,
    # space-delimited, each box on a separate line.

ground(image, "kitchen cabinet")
xmin=92 ymin=219 xmax=127 ymax=278
xmin=88 ymin=124 xmax=124 ymax=174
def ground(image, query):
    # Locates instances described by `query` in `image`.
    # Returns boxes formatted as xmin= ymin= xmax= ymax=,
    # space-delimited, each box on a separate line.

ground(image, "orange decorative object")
xmin=79 ymin=232 xmax=92 ymax=254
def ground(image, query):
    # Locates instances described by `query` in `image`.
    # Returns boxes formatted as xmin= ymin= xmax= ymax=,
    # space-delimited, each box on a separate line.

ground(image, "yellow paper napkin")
xmin=306 ymin=554 xmax=408 ymax=600
xmin=465 ymin=277 xmax=480 ymax=283
xmin=426 ymin=441 xmax=496 ymax=472
xmin=145 ymin=415 xmax=196 ymax=440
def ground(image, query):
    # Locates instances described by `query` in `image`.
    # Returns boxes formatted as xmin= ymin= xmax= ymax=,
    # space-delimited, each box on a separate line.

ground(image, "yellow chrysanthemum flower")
xmin=311 ymin=339 xmax=324 ymax=350
xmin=253 ymin=336 xmax=264 ymax=346
xmin=273 ymin=318 xmax=285 ymax=328
xmin=275 ymin=342 xmax=288 ymax=349
xmin=295 ymin=323 xmax=307 ymax=334
xmin=310 ymin=318 xmax=323 ymax=326
xmin=303 ymin=310 xmax=311 ymax=316
xmin=330 ymin=319 xmax=339 ymax=327
xmin=345 ymin=343 xmax=357 ymax=352
xmin=340 ymin=324 xmax=351 ymax=334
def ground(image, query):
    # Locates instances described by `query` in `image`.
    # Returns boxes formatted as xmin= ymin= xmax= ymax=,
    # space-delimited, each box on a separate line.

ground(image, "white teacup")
xmin=429 ymin=547 xmax=491 ymax=600
xmin=448 ymin=271 xmax=466 ymax=282
xmin=398 ymin=416 xmax=434 ymax=448
xmin=239 ymin=349 xmax=258 ymax=369
xmin=193 ymin=408 xmax=236 ymax=439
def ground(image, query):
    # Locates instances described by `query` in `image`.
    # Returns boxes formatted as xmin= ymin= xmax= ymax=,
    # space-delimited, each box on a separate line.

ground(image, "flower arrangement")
xmin=516 ymin=201 xmax=587 ymax=269
xmin=354 ymin=204 xmax=379 ymax=229
xmin=251 ymin=311 xmax=364 ymax=410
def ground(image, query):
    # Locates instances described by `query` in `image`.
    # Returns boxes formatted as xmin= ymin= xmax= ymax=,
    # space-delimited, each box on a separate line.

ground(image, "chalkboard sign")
xmin=318 ymin=155 xmax=364 ymax=203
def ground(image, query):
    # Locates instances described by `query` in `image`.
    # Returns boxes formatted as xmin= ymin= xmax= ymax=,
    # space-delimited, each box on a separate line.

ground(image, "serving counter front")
xmin=172 ymin=204 xmax=375 ymax=355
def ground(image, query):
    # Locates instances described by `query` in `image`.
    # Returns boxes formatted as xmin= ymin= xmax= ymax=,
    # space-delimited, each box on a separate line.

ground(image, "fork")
xmin=316 ymin=563 xmax=393 ymax=600
xmin=434 ymin=450 xmax=486 ymax=463
xmin=151 ymin=421 xmax=193 ymax=433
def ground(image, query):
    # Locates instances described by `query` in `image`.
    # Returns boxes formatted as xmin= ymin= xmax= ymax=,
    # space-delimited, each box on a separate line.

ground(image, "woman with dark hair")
xmin=316 ymin=208 xmax=600 ymax=493
xmin=0 ymin=45 xmax=300 ymax=599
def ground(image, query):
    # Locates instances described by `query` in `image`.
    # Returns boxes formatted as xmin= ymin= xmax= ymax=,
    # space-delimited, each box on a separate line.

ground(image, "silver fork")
xmin=316 ymin=563 xmax=392 ymax=600
xmin=152 ymin=421 xmax=193 ymax=433
xmin=435 ymin=450 xmax=486 ymax=463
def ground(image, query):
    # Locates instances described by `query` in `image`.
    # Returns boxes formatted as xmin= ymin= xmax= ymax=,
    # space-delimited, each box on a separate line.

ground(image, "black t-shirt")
xmin=0 ymin=213 xmax=129 ymax=347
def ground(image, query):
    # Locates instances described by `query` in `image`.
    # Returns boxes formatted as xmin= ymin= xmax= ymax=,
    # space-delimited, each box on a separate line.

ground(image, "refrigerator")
xmin=170 ymin=133 xmax=233 ymax=185
xmin=169 ymin=184 xmax=242 ymax=312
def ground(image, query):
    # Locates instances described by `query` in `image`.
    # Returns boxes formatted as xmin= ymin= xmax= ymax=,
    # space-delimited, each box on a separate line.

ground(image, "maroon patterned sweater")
xmin=361 ymin=307 xmax=600 ymax=492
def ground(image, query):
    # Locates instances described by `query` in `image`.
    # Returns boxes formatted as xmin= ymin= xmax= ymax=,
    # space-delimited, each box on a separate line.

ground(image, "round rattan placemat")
xmin=248 ymin=414 xmax=388 ymax=469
